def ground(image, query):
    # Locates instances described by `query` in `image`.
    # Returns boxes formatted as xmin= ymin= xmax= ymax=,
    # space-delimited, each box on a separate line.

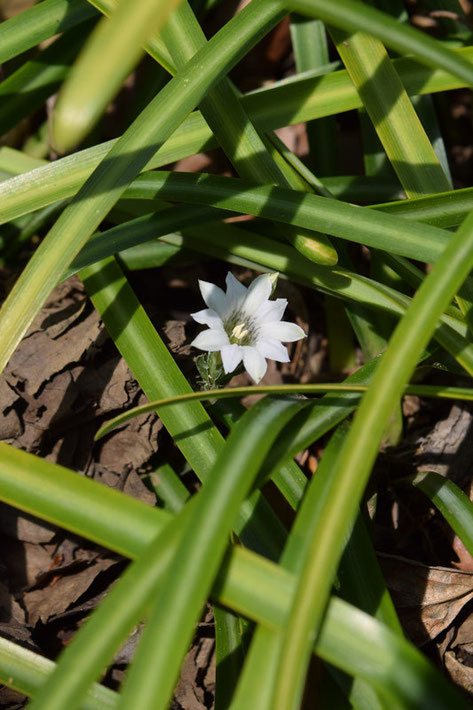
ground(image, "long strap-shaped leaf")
xmin=0 ymin=18 xmax=95 ymax=139
xmin=0 ymin=0 xmax=97 ymax=64
xmin=231 ymin=423 xmax=399 ymax=710
xmin=331 ymin=29 xmax=451 ymax=198
xmin=115 ymin=396 xmax=307 ymax=710
xmin=27 ymin=396 xmax=304 ymax=710
xmin=3 ymin=46 xmax=473 ymax=226
xmin=0 ymin=637 xmax=117 ymax=710
xmin=376 ymin=185 xmax=473 ymax=228
xmin=269 ymin=165 xmax=473 ymax=710
xmin=292 ymin=0 xmax=473 ymax=83
xmin=94 ymin=0 xmax=337 ymax=264
xmin=52 ymin=0 xmax=185 ymax=151
xmin=0 ymin=0 xmax=285 ymax=376
xmin=86 ymin=170 xmax=452 ymax=262
xmin=331 ymin=28 xmax=473 ymax=329
xmin=0 ymin=444 xmax=465 ymax=710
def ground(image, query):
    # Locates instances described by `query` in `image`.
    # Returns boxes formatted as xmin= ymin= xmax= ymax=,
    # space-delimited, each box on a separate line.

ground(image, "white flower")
xmin=190 ymin=272 xmax=306 ymax=383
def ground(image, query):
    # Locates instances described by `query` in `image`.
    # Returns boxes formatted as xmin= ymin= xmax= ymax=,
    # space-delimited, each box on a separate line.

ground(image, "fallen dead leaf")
xmin=380 ymin=554 xmax=473 ymax=645
xmin=24 ymin=558 xmax=115 ymax=626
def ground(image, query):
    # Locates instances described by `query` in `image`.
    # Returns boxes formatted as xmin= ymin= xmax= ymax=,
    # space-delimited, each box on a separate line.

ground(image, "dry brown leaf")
xmin=380 ymin=554 xmax=473 ymax=645
xmin=444 ymin=650 xmax=473 ymax=694
xmin=24 ymin=558 xmax=115 ymax=625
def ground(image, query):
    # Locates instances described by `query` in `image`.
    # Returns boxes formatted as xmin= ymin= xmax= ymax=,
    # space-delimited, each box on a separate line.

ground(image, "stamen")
xmin=231 ymin=323 xmax=249 ymax=341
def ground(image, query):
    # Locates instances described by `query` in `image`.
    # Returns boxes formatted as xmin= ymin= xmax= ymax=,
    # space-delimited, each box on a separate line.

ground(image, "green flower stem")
xmin=95 ymin=381 xmax=473 ymax=439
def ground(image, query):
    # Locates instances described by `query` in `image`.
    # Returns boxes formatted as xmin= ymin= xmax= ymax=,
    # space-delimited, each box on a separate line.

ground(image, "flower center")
xmin=225 ymin=311 xmax=257 ymax=346
xmin=230 ymin=322 xmax=253 ymax=345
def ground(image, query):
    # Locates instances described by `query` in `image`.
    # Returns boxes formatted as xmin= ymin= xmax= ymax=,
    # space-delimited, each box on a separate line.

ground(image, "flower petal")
xmin=256 ymin=338 xmax=289 ymax=363
xmin=190 ymin=308 xmax=224 ymax=329
xmin=242 ymin=346 xmax=267 ymax=383
xmin=260 ymin=321 xmax=306 ymax=342
xmin=241 ymin=274 xmax=272 ymax=316
xmin=255 ymin=298 xmax=287 ymax=323
xmin=198 ymin=280 xmax=227 ymax=317
xmin=225 ymin=272 xmax=247 ymax=312
xmin=191 ymin=329 xmax=229 ymax=351
xmin=220 ymin=344 xmax=242 ymax=374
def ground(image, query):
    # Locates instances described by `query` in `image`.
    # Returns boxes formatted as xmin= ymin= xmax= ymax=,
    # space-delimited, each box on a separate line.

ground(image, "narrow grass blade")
xmin=214 ymin=606 xmax=252 ymax=710
xmin=290 ymin=15 xmax=338 ymax=175
xmin=88 ymin=0 xmax=175 ymax=73
xmin=149 ymin=462 xmax=189 ymax=514
xmin=0 ymin=443 xmax=466 ymax=708
xmin=331 ymin=29 xmax=451 ymax=198
xmin=97 ymin=171 xmax=452 ymax=263
xmin=332 ymin=28 xmax=473 ymax=326
xmin=317 ymin=598 xmax=469 ymax=710
xmin=0 ymin=20 xmax=94 ymax=139
xmin=115 ymin=396 xmax=306 ymax=710
xmin=375 ymin=186 xmax=473 ymax=228
xmin=0 ymin=0 xmax=286 ymax=377
xmin=228 ymin=424 xmax=349 ymax=710
xmin=52 ymin=0 xmax=184 ymax=152
xmin=0 ymin=0 xmax=97 ymax=64
xmin=4 ymin=47 xmax=473 ymax=226
xmin=160 ymin=1 xmax=336 ymax=265
xmin=405 ymin=471 xmax=473 ymax=556
xmin=292 ymin=0 xmax=473 ymax=85
xmin=0 ymin=636 xmax=117 ymax=710
xmin=27 ymin=389 xmax=302 ymax=710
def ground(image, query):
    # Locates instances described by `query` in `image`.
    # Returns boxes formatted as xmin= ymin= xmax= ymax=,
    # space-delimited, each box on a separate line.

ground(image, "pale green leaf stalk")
xmin=52 ymin=0 xmax=185 ymax=152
